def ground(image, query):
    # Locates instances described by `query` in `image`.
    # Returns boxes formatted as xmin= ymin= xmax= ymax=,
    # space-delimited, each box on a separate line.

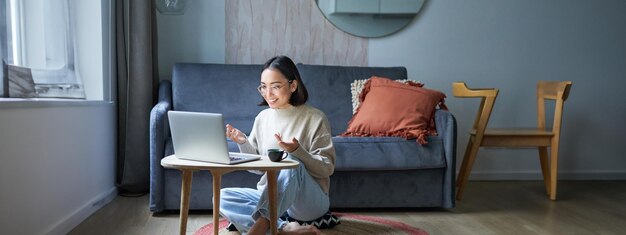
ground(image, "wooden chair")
xmin=453 ymin=81 xmax=573 ymax=201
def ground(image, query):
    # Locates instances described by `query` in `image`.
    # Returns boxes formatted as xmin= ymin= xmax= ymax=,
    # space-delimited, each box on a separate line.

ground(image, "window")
xmin=1 ymin=0 xmax=107 ymax=100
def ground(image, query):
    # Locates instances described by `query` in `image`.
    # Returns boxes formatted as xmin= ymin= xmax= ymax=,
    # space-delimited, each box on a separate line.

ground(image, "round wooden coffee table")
xmin=161 ymin=155 xmax=299 ymax=235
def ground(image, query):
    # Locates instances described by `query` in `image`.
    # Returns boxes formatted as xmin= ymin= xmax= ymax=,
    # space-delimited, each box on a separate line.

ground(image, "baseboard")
xmin=467 ymin=171 xmax=626 ymax=181
xmin=45 ymin=187 xmax=118 ymax=235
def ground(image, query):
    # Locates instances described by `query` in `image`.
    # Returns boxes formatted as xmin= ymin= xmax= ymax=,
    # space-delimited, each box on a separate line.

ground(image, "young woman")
xmin=222 ymin=56 xmax=336 ymax=235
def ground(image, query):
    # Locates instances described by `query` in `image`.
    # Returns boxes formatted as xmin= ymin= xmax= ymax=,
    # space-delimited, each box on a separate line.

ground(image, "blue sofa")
xmin=149 ymin=63 xmax=456 ymax=212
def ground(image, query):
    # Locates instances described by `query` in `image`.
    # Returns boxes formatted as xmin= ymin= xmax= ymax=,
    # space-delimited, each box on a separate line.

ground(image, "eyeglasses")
xmin=257 ymin=80 xmax=293 ymax=94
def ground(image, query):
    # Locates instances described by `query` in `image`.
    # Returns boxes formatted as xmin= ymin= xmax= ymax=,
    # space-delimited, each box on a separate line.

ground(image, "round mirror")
xmin=316 ymin=0 xmax=425 ymax=38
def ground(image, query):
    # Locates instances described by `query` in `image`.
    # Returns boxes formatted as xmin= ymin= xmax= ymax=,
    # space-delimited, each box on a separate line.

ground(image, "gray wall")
xmin=158 ymin=0 xmax=626 ymax=180
xmin=157 ymin=0 xmax=225 ymax=81
xmin=369 ymin=0 xmax=626 ymax=180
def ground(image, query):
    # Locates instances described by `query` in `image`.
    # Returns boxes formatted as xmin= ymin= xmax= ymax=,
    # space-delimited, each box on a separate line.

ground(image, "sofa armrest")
xmin=434 ymin=109 xmax=457 ymax=208
xmin=149 ymin=80 xmax=172 ymax=212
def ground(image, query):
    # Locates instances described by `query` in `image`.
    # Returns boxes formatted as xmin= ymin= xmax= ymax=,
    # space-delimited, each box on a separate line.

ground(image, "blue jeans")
xmin=219 ymin=157 xmax=329 ymax=234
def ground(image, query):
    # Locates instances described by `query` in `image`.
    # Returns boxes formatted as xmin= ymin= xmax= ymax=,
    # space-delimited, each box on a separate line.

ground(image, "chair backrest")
xmin=536 ymin=81 xmax=573 ymax=133
xmin=452 ymin=82 xmax=499 ymax=138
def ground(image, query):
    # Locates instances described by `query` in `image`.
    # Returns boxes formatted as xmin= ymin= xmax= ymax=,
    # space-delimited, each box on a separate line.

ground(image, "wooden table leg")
xmin=179 ymin=170 xmax=193 ymax=235
xmin=266 ymin=170 xmax=279 ymax=235
xmin=538 ymin=146 xmax=551 ymax=195
xmin=211 ymin=171 xmax=223 ymax=235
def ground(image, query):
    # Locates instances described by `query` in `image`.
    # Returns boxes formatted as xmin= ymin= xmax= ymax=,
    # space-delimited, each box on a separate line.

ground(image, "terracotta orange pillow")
xmin=341 ymin=76 xmax=447 ymax=145
xmin=350 ymin=78 xmax=423 ymax=114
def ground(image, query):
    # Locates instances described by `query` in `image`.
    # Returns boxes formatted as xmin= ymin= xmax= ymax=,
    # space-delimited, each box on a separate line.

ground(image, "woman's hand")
xmin=225 ymin=124 xmax=246 ymax=144
xmin=275 ymin=133 xmax=300 ymax=153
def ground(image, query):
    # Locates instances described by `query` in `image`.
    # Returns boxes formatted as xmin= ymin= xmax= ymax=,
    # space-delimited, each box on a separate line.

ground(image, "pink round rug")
xmin=194 ymin=212 xmax=429 ymax=235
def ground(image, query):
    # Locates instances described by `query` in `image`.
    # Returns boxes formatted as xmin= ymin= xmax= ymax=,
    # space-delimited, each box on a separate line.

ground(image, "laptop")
xmin=168 ymin=111 xmax=261 ymax=164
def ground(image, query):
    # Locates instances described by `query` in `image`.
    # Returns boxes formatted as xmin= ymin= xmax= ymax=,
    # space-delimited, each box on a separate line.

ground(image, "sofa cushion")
xmin=342 ymin=77 xmax=446 ymax=144
xmin=332 ymin=136 xmax=446 ymax=171
xmin=172 ymin=63 xmax=265 ymax=134
xmin=296 ymin=64 xmax=408 ymax=136
xmin=166 ymin=136 xmax=445 ymax=171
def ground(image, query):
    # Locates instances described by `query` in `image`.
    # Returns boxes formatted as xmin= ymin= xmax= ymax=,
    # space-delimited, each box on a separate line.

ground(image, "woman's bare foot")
xmin=279 ymin=222 xmax=321 ymax=235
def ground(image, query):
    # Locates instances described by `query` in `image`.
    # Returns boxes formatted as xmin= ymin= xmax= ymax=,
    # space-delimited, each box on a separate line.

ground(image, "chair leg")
xmin=456 ymin=138 xmax=474 ymax=187
xmin=549 ymin=141 xmax=560 ymax=200
xmin=538 ymin=147 xmax=550 ymax=195
xmin=456 ymin=138 xmax=481 ymax=201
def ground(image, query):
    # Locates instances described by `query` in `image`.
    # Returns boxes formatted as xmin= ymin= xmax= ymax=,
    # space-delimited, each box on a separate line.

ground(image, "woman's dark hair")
xmin=258 ymin=55 xmax=308 ymax=106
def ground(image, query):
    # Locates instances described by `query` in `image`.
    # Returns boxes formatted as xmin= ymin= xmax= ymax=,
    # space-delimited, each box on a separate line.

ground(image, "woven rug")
xmin=194 ymin=212 xmax=429 ymax=235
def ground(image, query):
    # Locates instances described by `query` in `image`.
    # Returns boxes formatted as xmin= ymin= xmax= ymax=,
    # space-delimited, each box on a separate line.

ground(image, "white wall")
xmin=369 ymin=0 xmax=626 ymax=179
xmin=0 ymin=102 xmax=116 ymax=235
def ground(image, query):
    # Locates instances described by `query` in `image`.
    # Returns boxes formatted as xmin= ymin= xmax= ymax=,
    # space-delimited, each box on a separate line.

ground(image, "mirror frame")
xmin=316 ymin=0 xmax=425 ymax=38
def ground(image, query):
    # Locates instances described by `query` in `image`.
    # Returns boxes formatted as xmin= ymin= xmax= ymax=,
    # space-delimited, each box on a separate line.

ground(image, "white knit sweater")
xmin=238 ymin=104 xmax=336 ymax=193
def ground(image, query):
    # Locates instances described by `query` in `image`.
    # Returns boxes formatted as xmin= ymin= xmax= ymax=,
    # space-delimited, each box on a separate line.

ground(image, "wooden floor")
xmin=69 ymin=181 xmax=626 ymax=235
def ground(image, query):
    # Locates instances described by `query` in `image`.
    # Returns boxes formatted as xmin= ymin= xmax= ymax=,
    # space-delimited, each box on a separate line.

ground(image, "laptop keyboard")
xmin=228 ymin=152 xmax=261 ymax=163
xmin=229 ymin=156 xmax=243 ymax=161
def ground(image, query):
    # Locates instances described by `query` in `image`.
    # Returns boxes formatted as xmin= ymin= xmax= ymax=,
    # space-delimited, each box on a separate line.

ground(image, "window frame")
xmin=1 ymin=0 xmax=111 ymax=101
